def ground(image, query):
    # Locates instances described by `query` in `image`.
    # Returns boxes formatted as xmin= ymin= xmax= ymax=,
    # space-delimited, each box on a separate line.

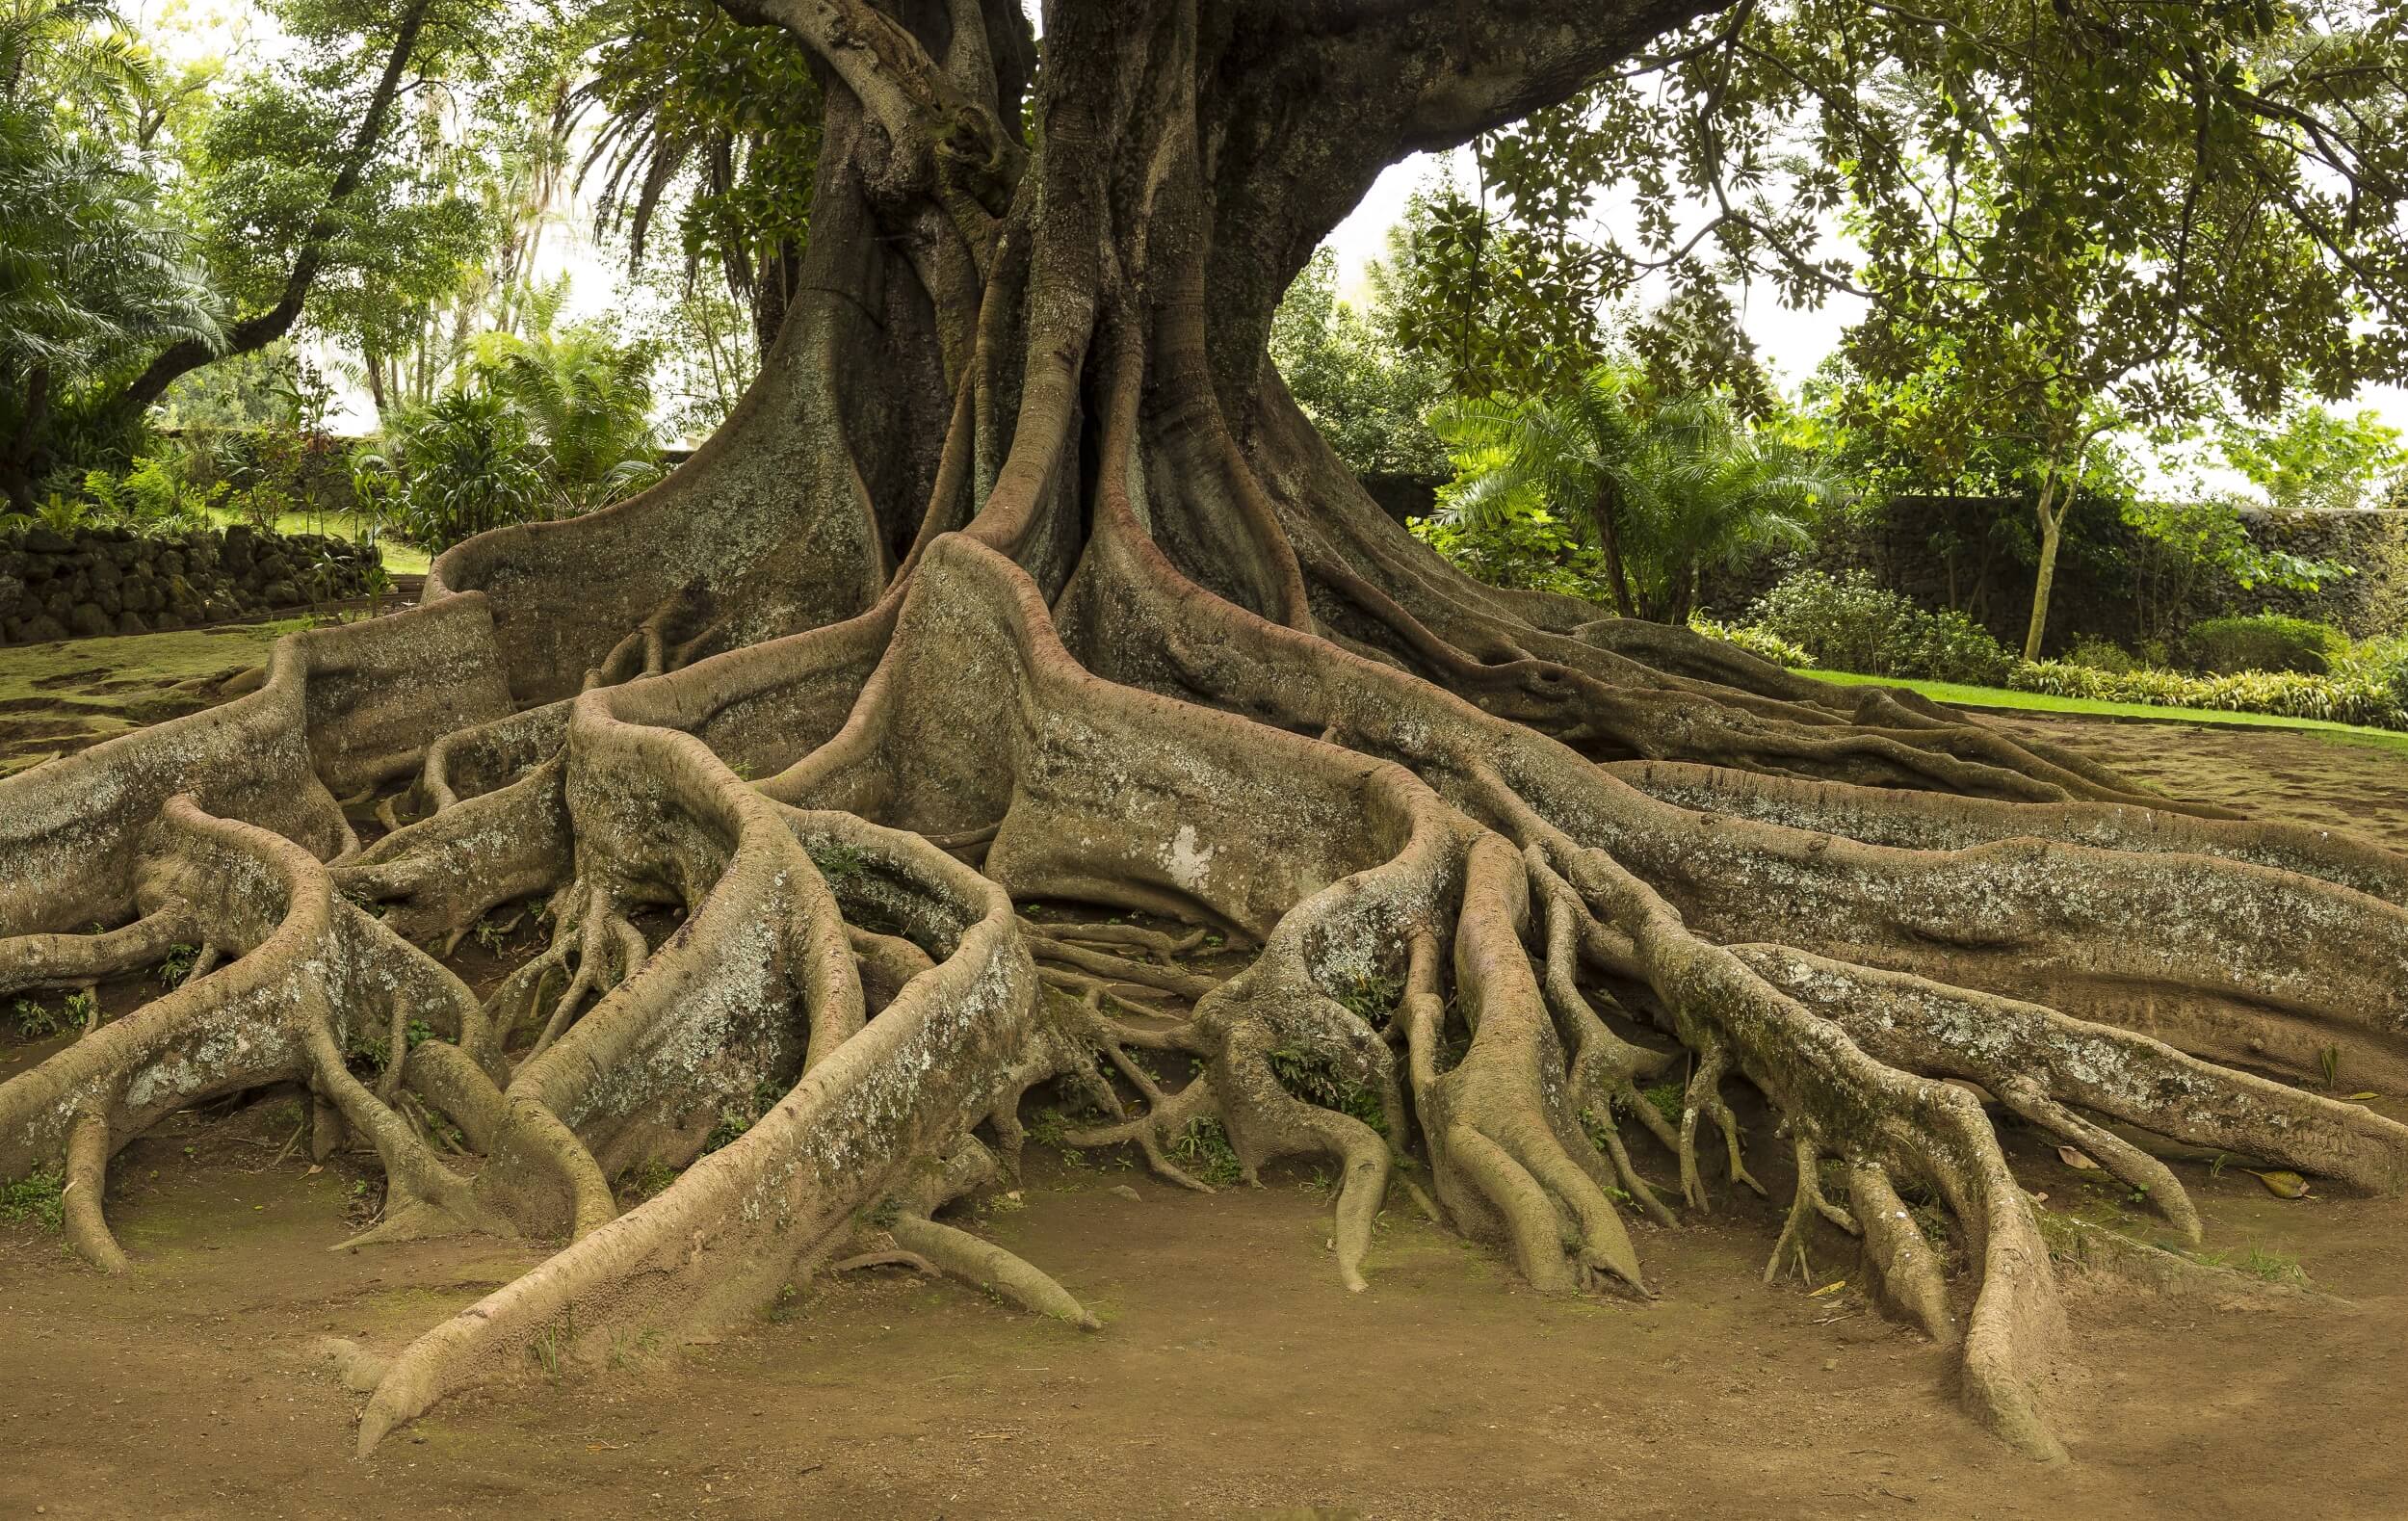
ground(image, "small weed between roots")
xmin=2194 ymin=1244 xmax=2309 ymax=1285
xmin=808 ymin=843 xmax=866 ymax=883
xmin=0 ymin=1166 xmax=66 ymax=1229
xmin=2318 ymin=1044 xmax=2343 ymax=1089
xmin=156 ymin=942 xmax=199 ymax=987
xmin=533 ymin=1308 xmax=575 ymax=1378
xmin=704 ymin=1076 xmax=789 ymax=1153
xmin=1268 ymin=1044 xmax=1386 ymax=1134
xmin=625 ymin=1159 xmax=678 ymax=1200
xmin=1638 ymin=1082 xmax=1685 ymax=1130
xmin=1169 ymin=1117 xmax=1243 ymax=1187
xmin=13 ymin=997 xmax=65 ymax=1039
xmin=1330 ymin=970 xmax=1402 ymax=1025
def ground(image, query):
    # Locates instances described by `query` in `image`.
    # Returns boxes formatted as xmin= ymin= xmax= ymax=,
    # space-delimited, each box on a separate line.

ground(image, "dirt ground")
xmin=4 ymin=700 xmax=2407 ymax=1519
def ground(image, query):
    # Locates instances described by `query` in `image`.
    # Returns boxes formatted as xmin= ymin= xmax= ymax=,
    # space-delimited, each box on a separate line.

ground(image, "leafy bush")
xmin=2334 ymin=635 xmax=2408 ymax=711
xmin=1744 ymin=569 xmax=2015 ymax=684
xmin=2010 ymin=660 xmax=2408 ymax=730
xmin=81 ymin=454 xmax=225 ymax=532
xmin=1409 ymin=507 xmax=1613 ymax=602
xmin=1689 ymin=616 xmax=1814 ymax=668
xmin=1431 ymin=363 xmax=1837 ymax=623
xmin=379 ymin=391 xmax=549 ymax=549
xmin=2185 ymin=614 xmax=2348 ymax=675
xmin=2062 ymin=635 xmax=2138 ymax=673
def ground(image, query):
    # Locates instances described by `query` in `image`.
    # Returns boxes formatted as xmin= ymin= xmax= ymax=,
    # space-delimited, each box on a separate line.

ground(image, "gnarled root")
xmin=0 ymin=794 xmax=504 ymax=1264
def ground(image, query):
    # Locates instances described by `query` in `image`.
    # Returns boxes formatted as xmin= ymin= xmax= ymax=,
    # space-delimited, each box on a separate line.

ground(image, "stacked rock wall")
xmin=0 ymin=526 xmax=380 ymax=645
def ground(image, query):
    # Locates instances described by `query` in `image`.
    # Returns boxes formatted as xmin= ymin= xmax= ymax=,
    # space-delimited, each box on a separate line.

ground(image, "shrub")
xmin=2010 ymin=660 xmax=2408 ymax=730
xmin=1744 ymin=569 xmax=2015 ymax=685
xmin=1689 ymin=616 xmax=1814 ymax=669
xmin=81 ymin=454 xmax=224 ymax=532
xmin=2334 ymin=635 xmax=2408 ymax=712
xmin=1409 ymin=508 xmax=1613 ymax=602
xmin=2185 ymin=614 xmax=2347 ymax=675
xmin=2063 ymin=636 xmax=2138 ymax=674
xmin=383 ymin=390 xmax=548 ymax=549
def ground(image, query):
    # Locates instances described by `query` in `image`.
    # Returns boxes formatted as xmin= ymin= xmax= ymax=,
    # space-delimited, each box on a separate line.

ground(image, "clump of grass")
xmin=155 ymin=943 xmax=200 ymax=988
xmin=0 ymin=1167 xmax=66 ymax=1229
xmin=1169 ymin=1117 xmax=1244 ymax=1187
xmin=1268 ymin=1044 xmax=1386 ymax=1134
xmin=2234 ymin=1245 xmax=2309 ymax=1286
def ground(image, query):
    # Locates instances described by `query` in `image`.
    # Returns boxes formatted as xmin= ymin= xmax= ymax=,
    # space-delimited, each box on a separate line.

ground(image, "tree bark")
xmin=4 ymin=0 xmax=2405 ymax=1475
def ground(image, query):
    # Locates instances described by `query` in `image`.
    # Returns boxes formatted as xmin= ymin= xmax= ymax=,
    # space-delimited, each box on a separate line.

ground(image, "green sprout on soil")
xmin=1168 ymin=1117 xmax=1243 ymax=1187
xmin=64 ymin=988 xmax=98 ymax=1033
xmin=0 ymin=1166 xmax=66 ymax=1229
xmin=532 ymin=1308 xmax=575 ymax=1378
xmin=13 ymin=998 xmax=65 ymax=1039
xmin=155 ymin=942 xmax=199 ymax=988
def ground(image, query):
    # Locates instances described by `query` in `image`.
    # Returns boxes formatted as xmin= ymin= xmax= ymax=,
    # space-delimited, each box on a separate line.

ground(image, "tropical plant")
xmin=0 ymin=0 xmax=222 ymax=508
xmin=1269 ymin=247 xmax=1449 ymax=478
xmin=382 ymin=389 xmax=547 ymax=548
xmin=1431 ymin=363 xmax=1838 ymax=623
xmin=563 ymin=0 xmax=823 ymax=356
xmin=468 ymin=324 xmax=666 ymax=514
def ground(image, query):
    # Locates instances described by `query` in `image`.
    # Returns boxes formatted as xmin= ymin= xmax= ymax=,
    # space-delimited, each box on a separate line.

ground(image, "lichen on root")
xmin=7 ymin=0 xmax=2408 ymax=1474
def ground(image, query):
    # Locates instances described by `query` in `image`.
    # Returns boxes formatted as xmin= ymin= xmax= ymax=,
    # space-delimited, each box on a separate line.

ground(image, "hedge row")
xmin=2006 ymin=660 xmax=2408 ymax=730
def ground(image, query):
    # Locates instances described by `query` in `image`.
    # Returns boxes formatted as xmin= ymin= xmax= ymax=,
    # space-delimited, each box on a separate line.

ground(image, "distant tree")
xmin=1267 ymin=249 xmax=1449 ymax=479
xmin=0 ymin=0 xmax=222 ymax=508
xmin=2219 ymin=401 xmax=2407 ymax=513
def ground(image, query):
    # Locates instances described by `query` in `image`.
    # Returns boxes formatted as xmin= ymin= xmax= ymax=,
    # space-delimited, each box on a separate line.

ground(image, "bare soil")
xmin=3 ymin=708 xmax=2405 ymax=1519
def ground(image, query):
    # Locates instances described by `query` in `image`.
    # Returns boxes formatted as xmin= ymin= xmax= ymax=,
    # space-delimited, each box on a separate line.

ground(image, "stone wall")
xmin=0 ymin=526 xmax=380 ymax=645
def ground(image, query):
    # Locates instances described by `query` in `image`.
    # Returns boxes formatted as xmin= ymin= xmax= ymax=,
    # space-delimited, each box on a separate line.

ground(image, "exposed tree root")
xmin=7 ymin=2 xmax=2408 ymax=1473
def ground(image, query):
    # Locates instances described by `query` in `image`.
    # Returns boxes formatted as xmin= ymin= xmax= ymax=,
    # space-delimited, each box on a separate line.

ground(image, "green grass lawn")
xmin=1801 ymin=668 xmax=2408 ymax=752
xmin=200 ymin=507 xmax=432 ymax=576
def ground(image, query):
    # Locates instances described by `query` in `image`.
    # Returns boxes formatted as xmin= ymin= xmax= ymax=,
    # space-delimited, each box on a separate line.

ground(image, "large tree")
xmin=9 ymin=0 xmax=2408 ymax=1471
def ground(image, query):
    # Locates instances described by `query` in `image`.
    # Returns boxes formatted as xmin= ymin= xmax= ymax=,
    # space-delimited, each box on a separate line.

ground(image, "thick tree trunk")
xmin=4 ymin=0 xmax=2406 ymax=1475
